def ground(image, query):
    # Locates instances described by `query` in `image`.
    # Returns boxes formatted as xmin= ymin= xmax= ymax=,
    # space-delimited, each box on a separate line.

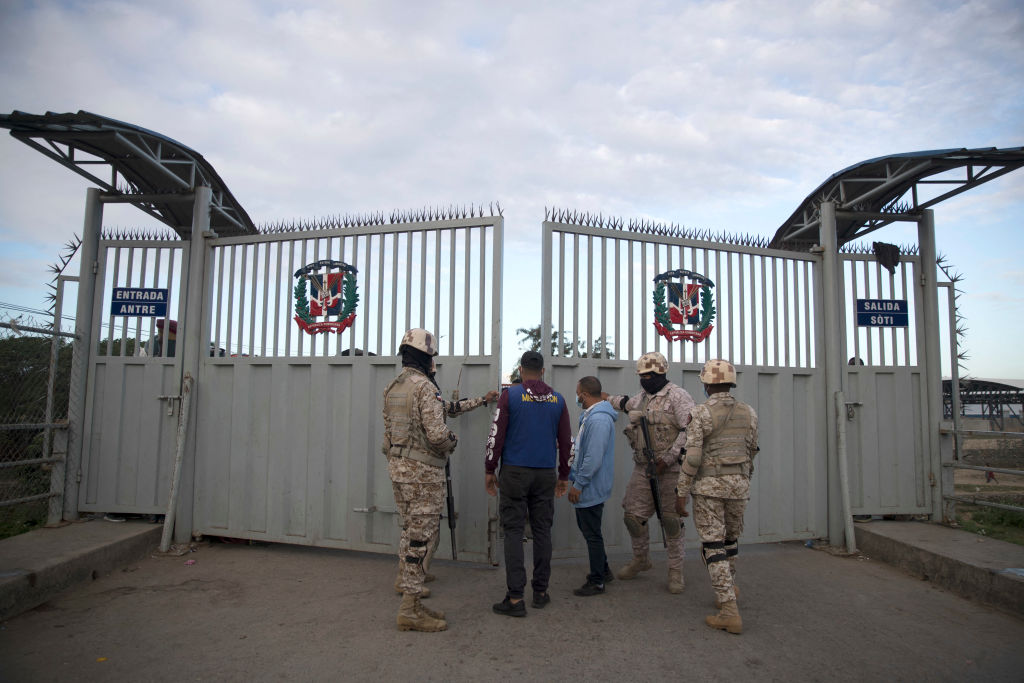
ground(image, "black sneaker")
xmin=603 ymin=567 xmax=615 ymax=584
xmin=573 ymin=581 xmax=605 ymax=597
xmin=531 ymin=592 xmax=551 ymax=609
xmin=493 ymin=597 xmax=526 ymax=617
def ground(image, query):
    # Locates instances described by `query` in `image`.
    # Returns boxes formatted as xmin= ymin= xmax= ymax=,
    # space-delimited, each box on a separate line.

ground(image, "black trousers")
xmin=574 ymin=502 xmax=609 ymax=584
xmin=499 ymin=465 xmax=556 ymax=599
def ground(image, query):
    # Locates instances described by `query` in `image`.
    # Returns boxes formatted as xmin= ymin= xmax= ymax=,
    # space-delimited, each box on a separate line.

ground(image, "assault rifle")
xmin=444 ymin=460 xmax=458 ymax=560
xmin=445 ymin=369 xmax=463 ymax=560
xmin=638 ymin=415 xmax=669 ymax=546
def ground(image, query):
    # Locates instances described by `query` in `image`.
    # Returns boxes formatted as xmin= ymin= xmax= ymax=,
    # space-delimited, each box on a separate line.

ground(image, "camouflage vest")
xmin=699 ymin=397 xmax=754 ymax=477
xmin=625 ymin=390 xmax=683 ymax=465
xmin=383 ymin=368 xmax=446 ymax=468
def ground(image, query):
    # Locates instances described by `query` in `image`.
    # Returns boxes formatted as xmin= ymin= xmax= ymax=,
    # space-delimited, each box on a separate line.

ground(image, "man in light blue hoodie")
xmin=569 ymin=376 xmax=618 ymax=596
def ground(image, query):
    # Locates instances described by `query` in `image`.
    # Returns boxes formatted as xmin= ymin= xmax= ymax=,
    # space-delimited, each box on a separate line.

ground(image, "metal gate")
xmin=75 ymin=206 xmax=503 ymax=561
xmin=540 ymin=209 xmax=937 ymax=552
xmin=841 ymin=251 xmax=932 ymax=516
xmin=191 ymin=213 xmax=503 ymax=562
xmin=77 ymin=237 xmax=187 ymax=516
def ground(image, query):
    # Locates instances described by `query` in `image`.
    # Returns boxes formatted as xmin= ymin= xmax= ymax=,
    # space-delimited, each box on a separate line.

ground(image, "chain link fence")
xmin=0 ymin=316 xmax=74 ymax=539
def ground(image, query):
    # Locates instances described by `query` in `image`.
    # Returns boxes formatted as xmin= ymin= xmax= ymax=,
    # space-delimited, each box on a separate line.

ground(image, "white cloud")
xmin=0 ymin=0 xmax=1022 ymax=373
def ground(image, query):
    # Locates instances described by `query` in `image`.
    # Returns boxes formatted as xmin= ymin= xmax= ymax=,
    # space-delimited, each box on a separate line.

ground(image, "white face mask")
xmin=576 ymin=395 xmax=583 ymax=408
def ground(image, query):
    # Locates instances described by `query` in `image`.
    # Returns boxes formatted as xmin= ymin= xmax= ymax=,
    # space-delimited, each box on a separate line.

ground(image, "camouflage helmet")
xmin=399 ymin=328 xmax=439 ymax=357
xmin=699 ymin=359 xmax=737 ymax=386
xmin=636 ymin=351 xmax=668 ymax=375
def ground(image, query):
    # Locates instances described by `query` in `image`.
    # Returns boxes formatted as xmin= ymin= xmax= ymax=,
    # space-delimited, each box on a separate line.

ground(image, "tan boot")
xmin=396 ymin=594 xmax=447 ymax=632
xmin=418 ymin=600 xmax=446 ymax=620
xmin=705 ymin=599 xmax=742 ymax=634
xmin=424 ymin=572 xmax=436 ymax=583
xmin=617 ymin=555 xmax=653 ymax=580
xmin=667 ymin=568 xmax=685 ymax=594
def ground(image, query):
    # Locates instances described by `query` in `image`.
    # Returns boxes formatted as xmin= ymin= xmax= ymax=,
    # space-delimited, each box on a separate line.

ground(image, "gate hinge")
xmin=929 ymin=472 xmax=936 ymax=486
xmin=76 ymin=469 xmax=82 ymax=483
xmin=92 ymin=260 xmax=99 ymax=274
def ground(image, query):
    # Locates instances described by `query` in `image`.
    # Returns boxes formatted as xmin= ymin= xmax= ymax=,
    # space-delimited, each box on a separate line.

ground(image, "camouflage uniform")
xmin=383 ymin=366 xmax=458 ymax=597
xmin=608 ymin=381 xmax=694 ymax=573
xmin=679 ymin=391 xmax=759 ymax=608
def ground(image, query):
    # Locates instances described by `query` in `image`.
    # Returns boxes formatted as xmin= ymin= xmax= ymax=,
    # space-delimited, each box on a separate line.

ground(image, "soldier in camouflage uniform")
xmin=675 ymin=359 xmax=758 ymax=635
xmin=382 ymin=328 xmax=459 ymax=632
xmin=396 ymin=367 xmax=497 ymax=591
xmin=605 ymin=351 xmax=694 ymax=593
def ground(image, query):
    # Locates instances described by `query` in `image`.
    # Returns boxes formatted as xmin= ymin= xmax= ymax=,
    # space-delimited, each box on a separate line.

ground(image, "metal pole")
xmin=819 ymin=202 xmax=847 ymax=547
xmin=918 ymin=210 xmax=944 ymax=521
xmin=171 ymin=185 xmax=213 ymax=543
xmin=44 ymin=277 xmax=69 ymax=526
xmin=541 ymin=222 xmax=553 ymax=357
xmin=160 ymin=372 xmax=193 ymax=552
xmin=835 ymin=391 xmax=857 ymax=553
xmin=940 ymin=283 xmax=963 ymax=457
xmin=64 ymin=188 xmax=103 ymax=521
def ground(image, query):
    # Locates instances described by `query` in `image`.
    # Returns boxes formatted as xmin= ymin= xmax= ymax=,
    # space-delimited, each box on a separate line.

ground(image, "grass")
xmin=955 ymin=499 xmax=1024 ymax=547
xmin=0 ymin=501 xmax=47 ymax=540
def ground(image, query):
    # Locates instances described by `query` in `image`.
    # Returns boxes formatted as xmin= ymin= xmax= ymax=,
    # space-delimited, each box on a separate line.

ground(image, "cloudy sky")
xmin=1 ymin=0 xmax=1021 ymax=377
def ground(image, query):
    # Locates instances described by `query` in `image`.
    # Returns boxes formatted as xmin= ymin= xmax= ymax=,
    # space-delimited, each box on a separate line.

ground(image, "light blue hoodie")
xmin=569 ymin=400 xmax=618 ymax=508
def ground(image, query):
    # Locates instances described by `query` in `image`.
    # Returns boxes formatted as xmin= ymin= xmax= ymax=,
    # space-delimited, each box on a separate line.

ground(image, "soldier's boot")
xmin=396 ymin=594 xmax=447 ymax=632
xmin=705 ymin=600 xmax=742 ymax=635
xmin=394 ymin=575 xmax=431 ymax=598
xmin=618 ymin=514 xmax=652 ymax=580
xmin=617 ymin=555 xmax=653 ymax=580
xmin=667 ymin=568 xmax=685 ymax=594
xmin=663 ymin=513 xmax=684 ymax=593
xmin=417 ymin=600 xmax=446 ymax=620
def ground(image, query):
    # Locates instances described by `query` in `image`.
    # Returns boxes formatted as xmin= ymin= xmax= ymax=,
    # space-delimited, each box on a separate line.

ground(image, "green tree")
xmin=515 ymin=324 xmax=615 ymax=358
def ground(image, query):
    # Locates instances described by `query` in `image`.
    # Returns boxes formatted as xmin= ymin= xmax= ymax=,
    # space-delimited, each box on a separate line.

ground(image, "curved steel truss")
xmin=771 ymin=147 xmax=1024 ymax=251
xmin=0 ymin=110 xmax=256 ymax=238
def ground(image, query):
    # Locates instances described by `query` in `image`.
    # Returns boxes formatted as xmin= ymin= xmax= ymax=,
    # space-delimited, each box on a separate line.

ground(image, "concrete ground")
xmin=1 ymin=526 xmax=1022 ymax=682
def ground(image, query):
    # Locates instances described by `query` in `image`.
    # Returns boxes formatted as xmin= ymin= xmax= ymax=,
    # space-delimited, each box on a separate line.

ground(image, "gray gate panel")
xmin=79 ymin=240 xmax=186 ymax=517
xmin=193 ymin=215 xmax=502 ymax=560
xmin=541 ymin=219 xmax=828 ymax=548
xmin=80 ymin=358 xmax=179 ymax=513
xmin=748 ymin=368 xmax=826 ymax=542
xmin=846 ymin=368 xmax=930 ymax=514
xmin=191 ymin=356 xmax=498 ymax=562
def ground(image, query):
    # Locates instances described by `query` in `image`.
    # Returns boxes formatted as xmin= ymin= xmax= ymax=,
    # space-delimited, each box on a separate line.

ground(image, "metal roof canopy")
xmin=771 ymin=147 xmax=1024 ymax=251
xmin=0 ymin=110 xmax=256 ymax=238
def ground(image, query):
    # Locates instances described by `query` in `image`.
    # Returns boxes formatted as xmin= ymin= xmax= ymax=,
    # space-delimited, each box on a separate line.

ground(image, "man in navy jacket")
xmin=569 ymin=375 xmax=618 ymax=596
xmin=485 ymin=351 xmax=571 ymax=616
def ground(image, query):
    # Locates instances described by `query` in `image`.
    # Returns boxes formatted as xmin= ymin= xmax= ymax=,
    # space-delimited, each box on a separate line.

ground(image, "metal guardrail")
xmin=941 ymin=429 xmax=1024 ymax=515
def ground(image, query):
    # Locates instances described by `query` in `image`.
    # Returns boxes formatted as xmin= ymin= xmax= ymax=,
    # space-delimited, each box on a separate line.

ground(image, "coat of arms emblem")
xmin=652 ymin=269 xmax=716 ymax=342
xmin=293 ymin=260 xmax=359 ymax=335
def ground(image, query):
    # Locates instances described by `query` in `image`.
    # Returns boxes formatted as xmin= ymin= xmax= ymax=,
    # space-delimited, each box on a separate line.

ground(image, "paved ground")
xmin=1 ymin=538 xmax=1022 ymax=682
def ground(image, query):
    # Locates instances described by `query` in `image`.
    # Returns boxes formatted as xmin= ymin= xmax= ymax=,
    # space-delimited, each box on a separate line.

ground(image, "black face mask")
xmin=401 ymin=347 xmax=439 ymax=389
xmin=640 ymin=374 xmax=668 ymax=395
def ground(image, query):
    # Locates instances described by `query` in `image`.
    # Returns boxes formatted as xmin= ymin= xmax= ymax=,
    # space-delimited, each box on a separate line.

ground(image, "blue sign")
xmin=110 ymin=288 xmax=169 ymax=317
xmin=856 ymin=298 xmax=908 ymax=327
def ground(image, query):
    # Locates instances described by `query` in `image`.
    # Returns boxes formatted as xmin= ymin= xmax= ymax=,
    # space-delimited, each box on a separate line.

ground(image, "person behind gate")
xmin=675 ymin=358 xmax=759 ymax=635
xmin=603 ymin=351 xmax=694 ymax=593
xmin=568 ymin=375 xmax=617 ymax=596
xmin=382 ymin=328 xmax=458 ymax=632
xmin=484 ymin=350 xmax=571 ymax=617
